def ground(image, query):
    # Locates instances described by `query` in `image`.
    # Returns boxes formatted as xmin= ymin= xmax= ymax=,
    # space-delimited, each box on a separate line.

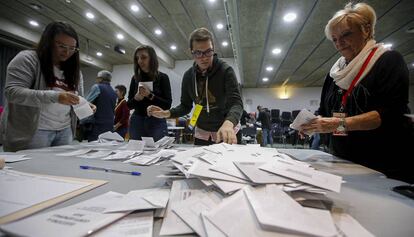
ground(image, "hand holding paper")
xmin=72 ymin=96 xmax=94 ymax=120
xmin=289 ymin=109 xmax=317 ymax=135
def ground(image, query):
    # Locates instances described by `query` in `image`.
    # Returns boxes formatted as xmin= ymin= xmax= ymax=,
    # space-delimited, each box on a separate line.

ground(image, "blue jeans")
xmin=129 ymin=113 xmax=167 ymax=142
xmin=27 ymin=127 xmax=73 ymax=149
xmin=262 ymin=128 xmax=273 ymax=147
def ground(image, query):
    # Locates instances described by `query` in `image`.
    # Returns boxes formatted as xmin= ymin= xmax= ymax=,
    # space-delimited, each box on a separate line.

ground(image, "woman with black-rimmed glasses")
xmin=0 ymin=21 xmax=94 ymax=152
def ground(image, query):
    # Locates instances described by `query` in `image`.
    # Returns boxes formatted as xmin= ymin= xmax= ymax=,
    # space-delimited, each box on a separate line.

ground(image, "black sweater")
xmin=127 ymin=71 xmax=172 ymax=117
xmin=170 ymin=55 xmax=243 ymax=131
xmin=319 ymin=50 xmax=413 ymax=181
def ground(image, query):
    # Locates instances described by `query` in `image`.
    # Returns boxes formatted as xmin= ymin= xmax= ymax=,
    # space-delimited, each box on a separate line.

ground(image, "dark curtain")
xmin=1 ymin=43 xmax=22 ymax=106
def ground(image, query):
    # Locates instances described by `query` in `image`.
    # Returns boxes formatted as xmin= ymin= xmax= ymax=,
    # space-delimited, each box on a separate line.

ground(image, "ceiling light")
xmin=114 ymin=45 xmax=126 ymax=54
xmin=216 ymin=23 xmax=224 ymax=30
xmin=222 ymin=41 xmax=228 ymax=47
xmin=262 ymin=77 xmax=269 ymax=82
xmin=130 ymin=4 xmax=139 ymax=12
xmin=283 ymin=12 xmax=297 ymax=22
xmin=170 ymin=45 xmax=177 ymax=50
xmin=104 ymin=44 xmax=111 ymax=49
xmin=209 ymin=0 xmax=217 ymax=2
xmin=29 ymin=3 xmax=42 ymax=10
xmin=272 ymin=48 xmax=281 ymax=54
xmin=266 ymin=66 xmax=273 ymax=72
xmin=116 ymin=33 xmax=124 ymax=40
xmin=86 ymin=12 xmax=95 ymax=19
xmin=96 ymin=52 xmax=102 ymax=57
xmin=29 ymin=20 xmax=39 ymax=27
xmin=383 ymin=43 xmax=393 ymax=48
xmin=65 ymin=0 xmax=71 ymax=3
xmin=154 ymin=29 xmax=162 ymax=35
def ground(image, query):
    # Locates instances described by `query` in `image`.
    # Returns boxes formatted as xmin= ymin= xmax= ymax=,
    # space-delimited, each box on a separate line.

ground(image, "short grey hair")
xmin=97 ymin=70 xmax=112 ymax=81
xmin=325 ymin=2 xmax=376 ymax=41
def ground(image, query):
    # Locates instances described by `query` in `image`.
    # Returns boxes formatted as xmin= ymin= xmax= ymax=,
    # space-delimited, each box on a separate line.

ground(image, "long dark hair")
xmin=36 ymin=22 xmax=80 ymax=91
xmin=133 ymin=45 xmax=159 ymax=82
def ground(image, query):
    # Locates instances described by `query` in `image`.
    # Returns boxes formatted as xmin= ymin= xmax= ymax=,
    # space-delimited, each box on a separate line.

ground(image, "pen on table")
xmin=80 ymin=165 xmax=141 ymax=176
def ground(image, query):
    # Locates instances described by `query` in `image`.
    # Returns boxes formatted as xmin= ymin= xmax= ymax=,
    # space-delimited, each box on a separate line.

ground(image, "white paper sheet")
xmin=260 ymin=160 xmax=342 ymax=192
xmin=0 ymin=153 xmax=31 ymax=163
xmin=159 ymin=179 xmax=207 ymax=236
xmin=125 ymin=140 xmax=145 ymax=151
xmin=289 ymin=109 xmax=317 ymax=135
xmin=243 ymin=185 xmax=337 ymax=237
xmin=0 ymin=170 xmax=91 ymax=218
xmin=204 ymin=189 xmax=277 ymax=237
xmin=56 ymin=149 xmax=93 ymax=157
xmin=72 ymin=96 xmax=94 ymax=120
xmin=105 ymin=188 xmax=170 ymax=213
xmin=102 ymin=150 xmax=140 ymax=160
xmin=172 ymin=191 xmax=223 ymax=237
xmin=1 ymin=192 xmax=128 ymax=237
xmin=211 ymin=179 xmax=248 ymax=194
xmin=98 ymin=131 xmax=124 ymax=142
xmin=332 ymin=212 xmax=375 ymax=237
xmin=141 ymin=137 xmax=157 ymax=148
xmin=200 ymin=212 xmax=226 ymax=237
xmin=92 ymin=211 xmax=153 ymax=237
xmin=139 ymin=81 xmax=153 ymax=92
xmin=78 ymin=150 xmax=114 ymax=159
xmin=234 ymin=162 xmax=293 ymax=184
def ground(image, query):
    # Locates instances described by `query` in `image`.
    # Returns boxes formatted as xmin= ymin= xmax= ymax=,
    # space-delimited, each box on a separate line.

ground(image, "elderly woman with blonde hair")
xmin=301 ymin=3 xmax=412 ymax=183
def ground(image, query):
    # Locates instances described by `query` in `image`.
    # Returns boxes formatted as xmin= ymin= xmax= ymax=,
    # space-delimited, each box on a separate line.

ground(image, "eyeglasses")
xmin=55 ymin=41 xmax=79 ymax=53
xmin=192 ymin=48 xmax=214 ymax=58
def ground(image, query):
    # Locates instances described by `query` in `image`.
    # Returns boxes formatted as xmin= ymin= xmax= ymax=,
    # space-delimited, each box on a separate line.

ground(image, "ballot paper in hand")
xmin=72 ymin=96 xmax=94 ymax=120
xmin=289 ymin=109 xmax=317 ymax=135
xmin=139 ymin=82 xmax=153 ymax=92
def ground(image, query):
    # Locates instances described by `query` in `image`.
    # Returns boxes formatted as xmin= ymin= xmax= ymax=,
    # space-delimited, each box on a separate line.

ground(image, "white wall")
xmin=242 ymin=87 xmax=323 ymax=114
xmin=110 ymin=58 xmax=240 ymax=108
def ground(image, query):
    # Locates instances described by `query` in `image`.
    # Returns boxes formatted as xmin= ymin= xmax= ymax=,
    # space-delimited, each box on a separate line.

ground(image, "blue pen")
xmin=80 ymin=165 xmax=141 ymax=176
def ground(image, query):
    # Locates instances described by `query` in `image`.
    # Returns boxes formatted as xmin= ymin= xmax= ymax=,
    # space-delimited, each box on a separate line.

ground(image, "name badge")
xmin=332 ymin=112 xmax=347 ymax=136
xmin=188 ymin=104 xmax=203 ymax=130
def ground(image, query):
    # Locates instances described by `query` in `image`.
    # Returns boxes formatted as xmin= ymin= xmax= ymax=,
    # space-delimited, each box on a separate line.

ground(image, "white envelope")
xmin=73 ymin=96 xmax=94 ymax=120
xmin=139 ymin=82 xmax=153 ymax=92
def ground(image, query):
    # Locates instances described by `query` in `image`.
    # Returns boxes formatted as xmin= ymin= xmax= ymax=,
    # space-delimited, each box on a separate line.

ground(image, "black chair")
xmin=271 ymin=109 xmax=280 ymax=124
xmin=280 ymin=111 xmax=292 ymax=127
xmin=292 ymin=110 xmax=300 ymax=120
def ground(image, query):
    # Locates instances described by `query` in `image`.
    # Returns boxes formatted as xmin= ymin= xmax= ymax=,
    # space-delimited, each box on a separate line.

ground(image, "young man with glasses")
xmin=148 ymin=27 xmax=243 ymax=145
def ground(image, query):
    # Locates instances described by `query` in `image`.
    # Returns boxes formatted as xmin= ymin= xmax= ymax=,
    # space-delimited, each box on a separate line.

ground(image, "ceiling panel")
xmin=0 ymin=0 xmax=412 ymax=85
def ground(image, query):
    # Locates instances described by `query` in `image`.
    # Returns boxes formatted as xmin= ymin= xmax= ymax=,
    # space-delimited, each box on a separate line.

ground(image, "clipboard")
xmin=0 ymin=172 xmax=107 ymax=224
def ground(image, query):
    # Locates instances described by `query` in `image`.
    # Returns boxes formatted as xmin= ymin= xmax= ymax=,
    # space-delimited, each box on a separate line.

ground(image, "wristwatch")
xmin=337 ymin=118 xmax=346 ymax=132
xmin=148 ymin=93 xmax=155 ymax=100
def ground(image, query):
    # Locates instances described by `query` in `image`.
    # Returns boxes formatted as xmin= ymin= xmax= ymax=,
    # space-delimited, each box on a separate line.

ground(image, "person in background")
xmin=114 ymin=85 xmax=130 ymax=138
xmin=300 ymin=3 xmax=412 ymax=183
xmin=85 ymin=70 xmax=117 ymax=142
xmin=147 ymin=28 xmax=243 ymax=145
xmin=0 ymin=22 xmax=93 ymax=152
xmin=257 ymin=105 xmax=273 ymax=147
xmin=127 ymin=45 xmax=172 ymax=141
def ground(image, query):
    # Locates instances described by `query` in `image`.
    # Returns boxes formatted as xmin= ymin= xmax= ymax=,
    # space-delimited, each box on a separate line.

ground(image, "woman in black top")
xmin=300 ymin=3 xmax=412 ymax=183
xmin=127 ymin=45 xmax=172 ymax=141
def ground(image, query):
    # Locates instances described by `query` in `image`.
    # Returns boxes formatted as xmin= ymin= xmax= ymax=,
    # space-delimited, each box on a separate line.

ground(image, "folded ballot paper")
xmin=98 ymin=131 xmax=124 ymax=142
xmin=289 ymin=109 xmax=317 ymax=135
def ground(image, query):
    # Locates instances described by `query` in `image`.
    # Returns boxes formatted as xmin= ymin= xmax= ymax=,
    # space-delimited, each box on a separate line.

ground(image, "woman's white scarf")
xmin=330 ymin=39 xmax=388 ymax=90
